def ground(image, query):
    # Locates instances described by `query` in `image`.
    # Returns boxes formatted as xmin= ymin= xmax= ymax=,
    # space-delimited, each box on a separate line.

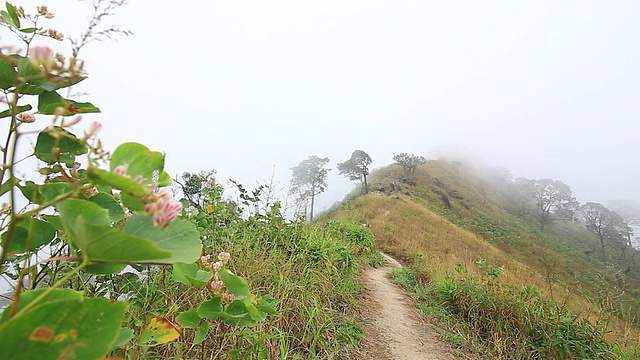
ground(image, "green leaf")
xmin=34 ymin=126 xmax=87 ymax=166
xmin=37 ymin=90 xmax=100 ymax=115
xmin=84 ymin=263 xmax=127 ymax=275
xmin=123 ymin=214 xmax=202 ymax=264
xmin=57 ymin=199 xmax=202 ymax=264
xmin=89 ymin=192 xmax=125 ymax=222
xmin=197 ymin=297 xmax=223 ymax=321
xmin=1 ymin=218 xmax=56 ymax=254
xmin=19 ymin=27 xmax=36 ymax=33
xmin=176 ymin=309 xmax=200 ymax=329
xmin=16 ymin=55 xmax=39 ymax=79
xmin=0 ymin=57 xmax=16 ymax=89
xmin=5 ymin=3 xmax=20 ymax=28
xmin=245 ymin=302 xmax=265 ymax=322
xmin=110 ymin=142 xmax=166 ymax=186
xmin=0 ymin=175 xmax=20 ymax=196
xmin=256 ymin=294 xmax=277 ymax=315
xmin=0 ymin=289 xmax=126 ymax=360
xmin=194 ymin=321 xmax=209 ymax=344
xmin=87 ymin=167 xmax=148 ymax=196
xmin=121 ymin=192 xmax=145 ymax=211
xmin=220 ymin=300 xmax=253 ymax=326
xmin=172 ymin=263 xmax=212 ymax=288
xmin=219 ymin=267 xmax=251 ymax=298
xmin=110 ymin=328 xmax=134 ymax=350
xmin=158 ymin=170 xmax=172 ymax=187
xmin=42 ymin=215 xmax=63 ymax=231
xmin=0 ymin=104 xmax=32 ymax=119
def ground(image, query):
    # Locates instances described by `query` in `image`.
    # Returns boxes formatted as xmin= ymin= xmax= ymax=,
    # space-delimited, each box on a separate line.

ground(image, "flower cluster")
xmin=144 ymin=190 xmax=182 ymax=228
xmin=112 ymin=165 xmax=182 ymax=228
xmin=201 ymin=251 xmax=234 ymax=303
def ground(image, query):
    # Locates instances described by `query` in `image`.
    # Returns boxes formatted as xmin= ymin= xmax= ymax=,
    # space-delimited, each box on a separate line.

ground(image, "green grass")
xmin=106 ymin=212 xmax=379 ymax=359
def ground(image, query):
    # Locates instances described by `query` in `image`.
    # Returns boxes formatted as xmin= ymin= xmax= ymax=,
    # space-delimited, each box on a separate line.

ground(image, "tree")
xmin=337 ymin=150 xmax=372 ymax=194
xmin=290 ymin=155 xmax=331 ymax=221
xmin=174 ymin=170 xmax=219 ymax=209
xmin=579 ymin=202 xmax=628 ymax=265
xmin=393 ymin=153 xmax=426 ymax=175
xmin=519 ymin=178 xmax=579 ymax=230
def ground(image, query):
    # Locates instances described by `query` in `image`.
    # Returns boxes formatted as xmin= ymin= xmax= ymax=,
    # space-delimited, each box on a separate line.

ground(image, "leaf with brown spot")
xmin=0 ymin=288 xmax=125 ymax=360
xmin=30 ymin=327 xmax=54 ymax=342
xmin=139 ymin=317 xmax=181 ymax=345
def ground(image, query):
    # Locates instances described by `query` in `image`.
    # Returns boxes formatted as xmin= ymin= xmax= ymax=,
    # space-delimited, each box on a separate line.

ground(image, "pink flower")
xmin=47 ymin=28 xmax=63 ymax=40
xmin=113 ymin=164 xmax=128 ymax=176
xmin=17 ymin=112 xmax=35 ymax=123
xmin=218 ymin=252 xmax=231 ymax=264
xmin=145 ymin=197 xmax=182 ymax=228
xmin=28 ymin=46 xmax=54 ymax=71
xmin=212 ymin=261 xmax=223 ymax=272
xmin=84 ymin=120 xmax=101 ymax=139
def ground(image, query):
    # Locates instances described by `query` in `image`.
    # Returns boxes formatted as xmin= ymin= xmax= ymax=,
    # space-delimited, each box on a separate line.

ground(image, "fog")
xmin=7 ymin=0 xmax=640 ymax=213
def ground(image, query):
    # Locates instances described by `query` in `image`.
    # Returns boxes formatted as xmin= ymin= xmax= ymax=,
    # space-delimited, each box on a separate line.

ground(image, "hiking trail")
xmin=356 ymin=252 xmax=455 ymax=360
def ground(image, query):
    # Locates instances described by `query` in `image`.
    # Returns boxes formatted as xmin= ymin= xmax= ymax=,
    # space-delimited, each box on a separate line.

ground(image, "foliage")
xmin=290 ymin=155 xmax=330 ymax=221
xmin=328 ymin=159 xmax=640 ymax=357
xmin=0 ymin=3 xmax=272 ymax=359
xmin=337 ymin=149 xmax=372 ymax=194
xmin=123 ymin=179 xmax=369 ymax=359
xmin=394 ymin=265 xmax=614 ymax=359
xmin=517 ymin=178 xmax=579 ymax=230
xmin=392 ymin=152 xmax=426 ymax=175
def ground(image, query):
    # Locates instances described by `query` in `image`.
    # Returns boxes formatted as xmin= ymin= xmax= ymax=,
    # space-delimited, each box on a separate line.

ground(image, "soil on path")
xmin=355 ymin=253 xmax=455 ymax=360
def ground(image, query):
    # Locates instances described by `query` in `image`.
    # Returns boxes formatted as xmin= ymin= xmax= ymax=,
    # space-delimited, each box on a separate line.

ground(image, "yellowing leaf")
xmin=140 ymin=317 xmax=181 ymax=345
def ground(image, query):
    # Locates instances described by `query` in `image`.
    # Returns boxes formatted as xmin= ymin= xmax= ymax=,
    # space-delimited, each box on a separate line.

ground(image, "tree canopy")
xmin=580 ymin=202 xmax=629 ymax=265
xmin=337 ymin=150 xmax=372 ymax=194
xmin=290 ymin=155 xmax=331 ymax=221
xmin=518 ymin=178 xmax=579 ymax=230
xmin=393 ymin=153 xmax=426 ymax=175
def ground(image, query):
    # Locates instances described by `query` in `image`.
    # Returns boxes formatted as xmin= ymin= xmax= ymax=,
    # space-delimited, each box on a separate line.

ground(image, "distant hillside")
xmin=322 ymin=158 xmax=640 ymax=358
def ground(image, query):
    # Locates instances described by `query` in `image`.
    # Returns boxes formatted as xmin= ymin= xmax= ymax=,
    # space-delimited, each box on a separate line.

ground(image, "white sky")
xmin=5 ymin=0 xmax=640 ymax=213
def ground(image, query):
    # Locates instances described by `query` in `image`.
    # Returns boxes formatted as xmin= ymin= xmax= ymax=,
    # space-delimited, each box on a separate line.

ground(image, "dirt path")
xmin=355 ymin=253 xmax=455 ymax=360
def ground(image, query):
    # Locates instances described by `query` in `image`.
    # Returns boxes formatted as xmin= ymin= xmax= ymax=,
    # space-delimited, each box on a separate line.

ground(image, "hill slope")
xmin=323 ymin=159 xmax=640 ymax=358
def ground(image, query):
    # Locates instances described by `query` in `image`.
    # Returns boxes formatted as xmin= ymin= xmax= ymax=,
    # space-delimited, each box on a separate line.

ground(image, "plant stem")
xmin=9 ymin=255 xmax=89 ymax=320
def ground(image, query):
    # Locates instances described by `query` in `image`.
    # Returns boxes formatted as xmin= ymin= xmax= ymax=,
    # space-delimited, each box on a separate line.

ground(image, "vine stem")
xmin=9 ymin=255 xmax=90 ymax=320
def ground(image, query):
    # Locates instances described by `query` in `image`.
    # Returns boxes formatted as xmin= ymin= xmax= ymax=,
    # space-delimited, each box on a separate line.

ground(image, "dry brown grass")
xmin=327 ymin=160 xmax=640 ymax=353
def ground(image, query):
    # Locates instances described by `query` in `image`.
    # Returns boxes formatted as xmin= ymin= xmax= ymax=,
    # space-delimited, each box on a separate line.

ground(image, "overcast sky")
xmin=6 ymin=0 xmax=640 ymax=213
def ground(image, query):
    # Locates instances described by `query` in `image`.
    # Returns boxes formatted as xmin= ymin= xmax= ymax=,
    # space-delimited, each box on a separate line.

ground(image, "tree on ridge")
xmin=337 ymin=150 xmax=372 ymax=194
xmin=290 ymin=155 xmax=330 ymax=221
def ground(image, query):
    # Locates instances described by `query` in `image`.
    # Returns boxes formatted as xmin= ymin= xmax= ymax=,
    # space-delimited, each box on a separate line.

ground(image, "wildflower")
xmin=15 ymin=6 xmax=24 ymax=17
xmin=221 ymin=293 xmax=235 ymax=303
xmin=84 ymin=120 xmax=101 ymax=139
xmin=113 ymin=164 xmax=128 ymax=176
xmin=83 ymin=186 xmax=99 ymax=198
xmin=17 ymin=112 xmax=35 ymax=123
xmin=209 ymin=280 xmax=224 ymax=293
xmin=218 ymin=252 xmax=231 ymax=264
xmin=200 ymin=254 xmax=211 ymax=263
xmin=28 ymin=46 xmax=54 ymax=71
xmin=36 ymin=5 xmax=48 ymax=15
xmin=211 ymin=261 xmax=223 ymax=272
xmin=47 ymin=28 xmax=63 ymax=41
xmin=144 ymin=197 xmax=182 ymax=228
xmin=133 ymin=174 xmax=148 ymax=184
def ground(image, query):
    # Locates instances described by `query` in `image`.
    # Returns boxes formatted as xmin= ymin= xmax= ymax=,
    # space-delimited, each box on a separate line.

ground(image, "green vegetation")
xmin=326 ymin=159 xmax=640 ymax=358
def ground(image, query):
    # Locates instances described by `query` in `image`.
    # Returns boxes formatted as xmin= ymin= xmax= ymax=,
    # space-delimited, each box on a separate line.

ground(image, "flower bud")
xmin=18 ymin=112 xmax=35 ymax=123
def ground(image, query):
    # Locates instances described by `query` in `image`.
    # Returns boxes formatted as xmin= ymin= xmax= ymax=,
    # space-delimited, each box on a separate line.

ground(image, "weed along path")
xmin=356 ymin=252 xmax=454 ymax=360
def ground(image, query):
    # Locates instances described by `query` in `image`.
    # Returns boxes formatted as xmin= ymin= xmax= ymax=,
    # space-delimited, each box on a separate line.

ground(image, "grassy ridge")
xmin=323 ymin=160 xmax=640 ymax=358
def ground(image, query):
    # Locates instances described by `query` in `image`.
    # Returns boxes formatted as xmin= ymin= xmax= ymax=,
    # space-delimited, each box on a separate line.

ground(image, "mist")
xmin=7 ymin=0 xmax=640 ymax=215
